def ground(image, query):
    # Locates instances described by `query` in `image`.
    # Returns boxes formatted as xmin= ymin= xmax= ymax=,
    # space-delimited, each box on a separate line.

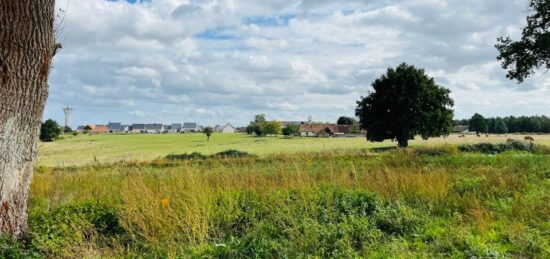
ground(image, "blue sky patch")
xmin=242 ymin=14 xmax=295 ymax=27
xmin=195 ymin=27 xmax=241 ymax=41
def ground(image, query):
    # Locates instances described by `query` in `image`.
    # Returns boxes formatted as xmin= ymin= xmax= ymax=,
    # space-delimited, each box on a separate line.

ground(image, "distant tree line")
xmin=455 ymin=114 xmax=550 ymax=134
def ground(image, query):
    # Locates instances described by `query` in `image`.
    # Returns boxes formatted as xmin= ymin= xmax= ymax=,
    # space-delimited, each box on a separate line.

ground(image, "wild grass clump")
xmin=458 ymin=139 xmax=548 ymax=154
xmin=165 ymin=152 xmax=206 ymax=161
xmin=18 ymin=147 xmax=550 ymax=257
xmin=165 ymin=150 xmax=255 ymax=161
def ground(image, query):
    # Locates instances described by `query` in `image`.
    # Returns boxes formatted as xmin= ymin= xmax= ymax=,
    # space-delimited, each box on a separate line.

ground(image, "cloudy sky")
xmin=45 ymin=0 xmax=550 ymax=127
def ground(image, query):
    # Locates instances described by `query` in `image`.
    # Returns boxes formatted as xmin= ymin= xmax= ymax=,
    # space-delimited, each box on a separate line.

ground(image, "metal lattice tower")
xmin=63 ymin=105 xmax=73 ymax=128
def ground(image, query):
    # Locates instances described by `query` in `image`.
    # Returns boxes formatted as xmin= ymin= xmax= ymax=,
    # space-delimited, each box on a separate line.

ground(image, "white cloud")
xmin=45 ymin=0 xmax=549 ymax=128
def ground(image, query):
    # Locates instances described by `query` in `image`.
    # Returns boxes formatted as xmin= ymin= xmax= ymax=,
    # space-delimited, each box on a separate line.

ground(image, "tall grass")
xmin=18 ymin=148 xmax=550 ymax=257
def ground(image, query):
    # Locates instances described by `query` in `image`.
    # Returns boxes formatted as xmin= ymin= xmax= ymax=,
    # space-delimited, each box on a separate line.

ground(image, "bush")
xmin=0 ymin=235 xmax=44 ymax=259
xmin=413 ymin=145 xmax=458 ymax=156
xmin=30 ymin=201 xmax=123 ymax=256
xmin=165 ymin=152 xmax=207 ymax=161
xmin=213 ymin=150 xmax=254 ymax=158
xmin=39 ymin=119 xmax=62 ymax=142
xmin=458 ymin=139 xmax=536 ymax=154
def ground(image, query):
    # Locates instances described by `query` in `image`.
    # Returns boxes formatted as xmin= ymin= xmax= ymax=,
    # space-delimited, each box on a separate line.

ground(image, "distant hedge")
xmin=458 ymin=139 xmax=550 ymax=154
xmin=165 ymin=150 xmax=255 ymax=161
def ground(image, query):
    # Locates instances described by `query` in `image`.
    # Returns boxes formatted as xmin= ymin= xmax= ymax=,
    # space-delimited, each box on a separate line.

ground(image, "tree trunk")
xmin=397 ymin=138 xmax=408 ymax=148
xmin=0 ymin=0 xmax=56 ymax=239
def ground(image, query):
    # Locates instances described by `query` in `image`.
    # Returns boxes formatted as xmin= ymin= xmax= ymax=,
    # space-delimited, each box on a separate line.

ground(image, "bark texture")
xmin=0 ymin=0 xmax=56 ymax=238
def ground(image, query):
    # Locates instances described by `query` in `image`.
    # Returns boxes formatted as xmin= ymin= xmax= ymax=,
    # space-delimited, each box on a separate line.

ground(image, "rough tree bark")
xmin=0 ymin=0 xmax=56 ymax=239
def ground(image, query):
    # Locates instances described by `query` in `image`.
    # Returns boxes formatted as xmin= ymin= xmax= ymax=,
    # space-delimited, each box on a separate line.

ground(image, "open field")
xmin=14 ymin=148 xmax=549 ymax=257
xmin=37 ymin=133 xmax=550 ymax=166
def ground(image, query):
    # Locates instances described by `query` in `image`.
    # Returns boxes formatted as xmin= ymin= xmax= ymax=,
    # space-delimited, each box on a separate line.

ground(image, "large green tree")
xmin=496 ymin=0 xmax=550 ymax=83
xmin=355 ymin=63 xmax=454 ymax=148
xmin=469 ymin=113 xmax=488 ymax=134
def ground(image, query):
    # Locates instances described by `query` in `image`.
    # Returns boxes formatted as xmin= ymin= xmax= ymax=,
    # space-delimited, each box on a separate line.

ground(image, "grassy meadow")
xmin=2 ymin=134 xmax=548 ymax=257
xmin=37 ymin=132 xmax=550 ymax=166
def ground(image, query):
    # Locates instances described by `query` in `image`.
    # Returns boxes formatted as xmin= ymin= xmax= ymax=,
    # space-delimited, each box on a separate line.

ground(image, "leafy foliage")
xmin=469 ymin=113 xmax=488 ymax=134
xmin=355 ymin=63 xmax=454 ymax=147
xmin=282 ymin=124 xmax=300 ymax=136
xmin=39 ymin=119 xmax=62 ymax=142
xmin=337 ymin=116 xmax=356 ymax=125
xmin=247 ymin=115 xmax=282 ymax=136
xmin=203 ymin=127 xmax=214 ymax=141
xmin=496 ymin=0 xmax=550 ymax=82
xmin=458 ymin=115 xmax=550 ymax=133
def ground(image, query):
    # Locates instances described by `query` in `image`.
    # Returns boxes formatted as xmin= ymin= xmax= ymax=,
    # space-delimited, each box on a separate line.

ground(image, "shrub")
xmin=30 ymin=201 xmax=123 ymax=256
xmin=165 ymin=152 xmax=207 ymax=161
xmin=0 ymin=235 xmax=44 ymax=259
xmin=413 ymin=145 xmax=458 ymax=156
xmin=39 ymin=119 xmax=62 ymax=142
xmin=458 ymin=139 xmax=536 ymax=154
xmin=213 ymin=150 xmax=254 ymax=158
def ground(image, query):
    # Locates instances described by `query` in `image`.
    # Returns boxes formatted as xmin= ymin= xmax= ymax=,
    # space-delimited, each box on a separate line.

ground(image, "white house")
xmin=217 ymin=123 xmax=236 ymax=133
xmin=182 ymin=122 xmax=200 ymax=132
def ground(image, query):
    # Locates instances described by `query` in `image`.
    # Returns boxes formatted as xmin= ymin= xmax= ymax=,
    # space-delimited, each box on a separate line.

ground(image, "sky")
xmin=45 ymin=0 xmax=550 ymax=128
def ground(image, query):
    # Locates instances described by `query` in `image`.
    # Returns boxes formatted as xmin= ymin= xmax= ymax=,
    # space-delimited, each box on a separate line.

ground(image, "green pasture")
xmin=37 ymin=132 xmax=550 ymax=166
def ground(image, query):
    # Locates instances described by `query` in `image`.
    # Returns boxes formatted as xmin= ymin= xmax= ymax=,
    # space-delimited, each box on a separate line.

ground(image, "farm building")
xmin=453 ymin=125 xmax=469 ymax=133
xmin=88 ymin=124 xmax=109 ymax=134
xmin=299 ymin=124 xmax=353 ymax=137
xmin=216 ymin=123 xmax=236 ymax=133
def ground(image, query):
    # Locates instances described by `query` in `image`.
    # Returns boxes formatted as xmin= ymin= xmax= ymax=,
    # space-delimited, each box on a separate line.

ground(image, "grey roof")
xmin=132 ymin=124 xmax=146 ymax=130
xmin=183 ymin=123 xmax=197 ymax=129
xmin=163 ymin=125 xmax=171 ymax=130
xmin=77 ymin=125 xmax=85 ymax=130
xmin=281 ymin=121 xmax=304 ymax=126
xmin=144 ymin=124 xmax=163 ymax=130
xmin=108 ymin=122 xmax=122 ymax=130
xmin=171 ymin=123 xmax=182 ymax=129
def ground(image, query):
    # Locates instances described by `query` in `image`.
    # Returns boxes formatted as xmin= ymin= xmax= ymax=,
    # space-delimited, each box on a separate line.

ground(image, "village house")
xmin=144 ymin=124 xmax=163 ymax=133
xmin=107 ymin=122 xmax=122 ymax=133
xmin=131 ymin=124 xmax=146 ymax=133
xmin=171 ymin=123 xmax=183 ymax=133
xmin=299 ymin=124 xmax=353 ymax=137
xmin=182 ymin=122 xmax=200 ymax=132
xmin=216 ymin=123 xmax=236 ymax=133
xmin=88 ymin=124 xmax=109 ymax=134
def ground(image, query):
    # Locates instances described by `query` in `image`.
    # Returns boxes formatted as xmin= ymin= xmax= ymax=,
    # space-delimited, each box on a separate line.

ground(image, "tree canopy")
xmin=355 ymin=63 xmax=454 ymax=147
xmin=469 ymin=113 xmax=488 ymax=134
xmin=40 ymin=119 xmax=61 ymax=142
xmin=337 ymin=116 xmax=356 ymax=125
xmin=203 ymin=127 xmax=214 ymax=141
xmin=282 ymin=124 xmax=300 ymax=136
xmin=495 ymin=0 xmax=550 ymax=83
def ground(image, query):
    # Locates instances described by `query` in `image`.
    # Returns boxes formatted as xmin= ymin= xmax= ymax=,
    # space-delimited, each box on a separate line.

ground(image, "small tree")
xmin=63 ymin=126 xmax=72 ymax=133
xmin=40 ymin=119 xmax=62 ymax=142
xmin=469 ymin=113 xmax=488 ymax=134
xmin=355 ymin=63 xmax=454 ymax=147
xmin=203 ymin=127 xmax=214 ymax=141
xmin=264 ymin=121 xmax=282 ymax=135
xmin=337 ymin=116 xmax=356 ymax=125
xmin=495 ymin=0 xmax=550 ymax=83
xmin=247 ymin=114 xmax=269 ymax=136
xmin=282 ymin=124 xmax=300 ymax=137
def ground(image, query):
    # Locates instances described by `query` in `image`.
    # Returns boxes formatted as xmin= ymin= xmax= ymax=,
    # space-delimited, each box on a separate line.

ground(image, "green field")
xmin=1 ymin=134 xmax=547 ymax=257
xmin=37 ymin=133 xmax=550 ymax=166
xmin=17 ymin=148 xmax=550 ymax=258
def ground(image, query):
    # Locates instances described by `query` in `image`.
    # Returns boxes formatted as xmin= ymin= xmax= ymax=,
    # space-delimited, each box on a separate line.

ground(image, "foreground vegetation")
xmin=3 ymin=146 xmax=549 ymax=257
xmin=37 ymin=133 xmax=550 ymax=167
